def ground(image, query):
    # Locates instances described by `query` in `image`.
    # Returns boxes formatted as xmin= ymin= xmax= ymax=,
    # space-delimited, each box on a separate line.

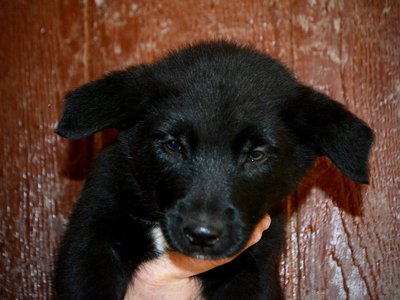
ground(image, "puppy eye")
xmin=248 ymin=149 xmax=265 ymax=162
xmin=163 ymin=140 xmax=182 ymax=153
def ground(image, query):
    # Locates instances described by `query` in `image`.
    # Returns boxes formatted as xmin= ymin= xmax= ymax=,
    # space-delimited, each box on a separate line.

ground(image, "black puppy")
xmin=55 ymin=41 xmax=373 ymax=299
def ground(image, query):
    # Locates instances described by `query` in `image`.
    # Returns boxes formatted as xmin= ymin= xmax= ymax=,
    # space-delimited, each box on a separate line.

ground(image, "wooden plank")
xmin=287 ymin=0 xmax=400 ymax=298
xmin=0 ymin=0 xmax=86 ymax=298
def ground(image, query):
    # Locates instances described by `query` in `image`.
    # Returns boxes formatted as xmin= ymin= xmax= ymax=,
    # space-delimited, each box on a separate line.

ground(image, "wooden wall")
xmin=1 ymin=0 xmax=398 ymax=299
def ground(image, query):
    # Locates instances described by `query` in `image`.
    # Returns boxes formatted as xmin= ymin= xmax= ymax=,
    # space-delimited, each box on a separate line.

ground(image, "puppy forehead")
xmin=147 ymin=51 xmax=291 ymax=138
xmin=151 ymin=92 xmax=280 ymax=141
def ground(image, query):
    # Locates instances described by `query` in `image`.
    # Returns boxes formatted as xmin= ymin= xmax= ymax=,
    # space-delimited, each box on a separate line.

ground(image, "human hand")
xmin=124 ymin=214 xmax=271 ymax=300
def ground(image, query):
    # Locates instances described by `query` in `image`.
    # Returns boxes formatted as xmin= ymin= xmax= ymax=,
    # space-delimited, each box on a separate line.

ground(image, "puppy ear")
xmin=282 ymin=86 xmax=374 ymax=184
xmin=56 ymin=66 xmax=169 ymax=139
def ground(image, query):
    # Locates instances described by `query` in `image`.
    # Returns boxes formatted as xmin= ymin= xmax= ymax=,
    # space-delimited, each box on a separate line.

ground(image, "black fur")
xmin=55 ymin=41 xmax=373 ymax=299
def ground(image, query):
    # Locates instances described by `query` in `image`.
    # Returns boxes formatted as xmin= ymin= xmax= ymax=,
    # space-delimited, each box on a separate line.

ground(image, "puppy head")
xmin=57 ymin=41 xmax=373 ymax=259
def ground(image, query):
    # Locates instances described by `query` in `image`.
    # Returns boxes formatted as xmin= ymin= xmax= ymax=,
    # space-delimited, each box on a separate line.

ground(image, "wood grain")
xmin=0 ymin=1 xmax=87 ymax=298
xmin=0 ymin=0 xmax=398 ymax=299
xmin=284 ymin=1 xmax=399 ymax=298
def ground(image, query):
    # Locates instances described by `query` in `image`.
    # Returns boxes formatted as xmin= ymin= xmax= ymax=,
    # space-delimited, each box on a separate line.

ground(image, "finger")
xmin=244 ymin=214 xmax=271 ymax=249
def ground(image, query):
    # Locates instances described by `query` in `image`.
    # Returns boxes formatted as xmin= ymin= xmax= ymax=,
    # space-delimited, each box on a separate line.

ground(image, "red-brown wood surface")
xmin=1 ymin=1 xmax=398 ymax=299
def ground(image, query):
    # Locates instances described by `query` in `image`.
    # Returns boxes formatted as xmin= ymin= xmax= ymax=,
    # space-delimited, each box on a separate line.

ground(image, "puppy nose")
xmin=183 ymin=224 xmax=222 ymax=247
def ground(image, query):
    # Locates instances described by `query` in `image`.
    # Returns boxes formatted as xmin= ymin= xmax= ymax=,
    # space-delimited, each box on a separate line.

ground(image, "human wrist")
xmin=125 ymin=258 xmax=203 ymax=300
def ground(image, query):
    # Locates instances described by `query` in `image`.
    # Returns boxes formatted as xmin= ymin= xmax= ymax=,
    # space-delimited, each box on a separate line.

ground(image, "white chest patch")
xmin=150 ymin=226 xmax=168 ymax=255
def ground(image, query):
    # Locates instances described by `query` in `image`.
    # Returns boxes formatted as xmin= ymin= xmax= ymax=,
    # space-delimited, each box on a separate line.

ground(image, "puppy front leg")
xmin=55 ymin=233 xmax=134 ymax=300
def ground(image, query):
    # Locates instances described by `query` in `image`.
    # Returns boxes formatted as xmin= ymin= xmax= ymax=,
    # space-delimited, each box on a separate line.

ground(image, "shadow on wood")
xmin=59 ymin=129 xmax=119 ymax=180
xmin=289 ymin=156 xmax=364 ymax=218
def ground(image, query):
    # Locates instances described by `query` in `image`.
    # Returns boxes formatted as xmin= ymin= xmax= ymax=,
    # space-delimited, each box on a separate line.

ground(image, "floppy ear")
xmin=282 ymin=86 xmax=374 ymax=184
xmin=56 ymin=66 xmax=170 ymax=139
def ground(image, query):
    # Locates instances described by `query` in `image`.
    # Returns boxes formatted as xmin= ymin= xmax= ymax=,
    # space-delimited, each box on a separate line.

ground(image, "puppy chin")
xmin=180 ymin=247 xmax=241 ymax=260
xmin=177 ymin=242 xmax=246 ymax=260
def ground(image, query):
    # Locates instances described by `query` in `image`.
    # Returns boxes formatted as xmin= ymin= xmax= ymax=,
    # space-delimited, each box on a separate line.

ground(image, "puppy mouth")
xmin=170 ymin=239 xmax=245 ymax=260
xmin=179 ymin=247 xmax=242 ymax=260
